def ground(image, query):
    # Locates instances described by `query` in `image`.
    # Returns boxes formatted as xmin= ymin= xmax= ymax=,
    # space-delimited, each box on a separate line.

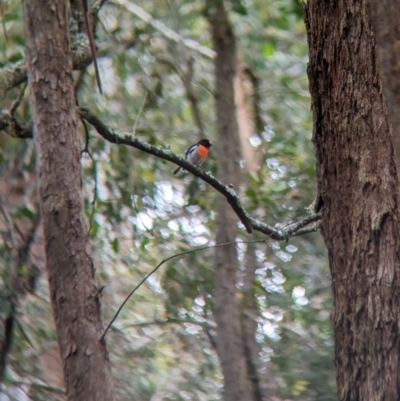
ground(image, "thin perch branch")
xmin=79 ymin=106 xmax=321 ymax=237
xmin=79 ymin=106 xmax=255 ymax=232
xmin=0 ymin=105 xmax=321 ymax=238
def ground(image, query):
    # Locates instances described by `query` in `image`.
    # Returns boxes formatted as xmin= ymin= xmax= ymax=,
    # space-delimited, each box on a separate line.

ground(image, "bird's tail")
xmin=173 ymin=166 xmax=182 ymax=175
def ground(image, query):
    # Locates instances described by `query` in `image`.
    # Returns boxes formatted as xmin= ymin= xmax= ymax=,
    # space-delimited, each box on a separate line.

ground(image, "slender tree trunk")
xmin=305 ymin=1 xmax=400 ymax=399
xmin=22 ymin=1 xmax=116 ymax=400
xmin=209 ymin=5 xmax=253 ymax=401
xmin=241 ymin=243 xmax=265 ymax=401
xmin=235 ymin=62 xmax=265 ymax=400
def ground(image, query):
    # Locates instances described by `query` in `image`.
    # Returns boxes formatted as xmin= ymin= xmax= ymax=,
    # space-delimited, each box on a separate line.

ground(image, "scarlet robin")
xmin=174 ymin=139 xmax=213 ymax=175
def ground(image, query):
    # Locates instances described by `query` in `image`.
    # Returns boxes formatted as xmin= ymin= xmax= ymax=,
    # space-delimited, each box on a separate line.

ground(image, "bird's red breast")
xmin=195 ymin=144 xmax=209 ymax=160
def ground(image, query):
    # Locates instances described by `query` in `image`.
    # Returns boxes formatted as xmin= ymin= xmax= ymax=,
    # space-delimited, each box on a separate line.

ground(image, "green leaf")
xmin=20 ymin=206 xmax=35 ymax=219
xmin=231 ymin=0 xmax=248 ymax=15
xmin=111 ymin=238 xmax=120 ymax=253
xmin=262 ymin=42 xmax=276 ymax=58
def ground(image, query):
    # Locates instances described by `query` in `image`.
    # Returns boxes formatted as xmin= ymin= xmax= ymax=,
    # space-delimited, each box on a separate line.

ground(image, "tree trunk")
xmin=209 ymin=4 xmax=253 ymax=401
xmin=367 ymin=1 xmax=400 ymax=176
xmin=241 ymin=243 xmax=265 ymax=401
xmin=22 ymin=1 xmax=116 ymax=400
xmin=305 ymin=1 xmax=400 ymax=400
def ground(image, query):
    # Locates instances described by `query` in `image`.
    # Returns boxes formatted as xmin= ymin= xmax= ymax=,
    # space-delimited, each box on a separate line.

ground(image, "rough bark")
xmin=367 ymin=1 xmax=400 ymax=177
xmin=209 ymin=5 xmax=253 ymax=401
xmin=305 ymin=1 xmax=400 ymax=400
xmin=22 ymin=1 xmax=116 ymax=400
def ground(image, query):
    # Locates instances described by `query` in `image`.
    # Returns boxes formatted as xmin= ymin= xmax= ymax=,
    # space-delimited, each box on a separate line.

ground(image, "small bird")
xmin=174 ymin=139 xmax=213 ymax=175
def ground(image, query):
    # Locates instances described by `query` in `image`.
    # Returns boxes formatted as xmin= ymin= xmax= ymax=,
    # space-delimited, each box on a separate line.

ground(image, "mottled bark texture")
xmin=22 ymin=1 xmax=116 ymax=400
xmin=305 ymin=1 xmax=400 ymax=400
xmin=367 ymin=1 xmax=400 ymax=177
xmin=209 ymin=5 xmax=253 ymax=401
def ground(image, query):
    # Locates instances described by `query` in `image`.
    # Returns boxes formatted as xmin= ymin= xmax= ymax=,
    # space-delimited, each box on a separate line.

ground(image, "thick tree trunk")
xmin=305 ymin=1 xmax=400 ymax=400
xmin=367 ymin=1 xmax=400 ymax=176
xmin=22 ymin=1 xmax=116 ymax=400
xmin=209 ymin=5 xmax=253 ymax=401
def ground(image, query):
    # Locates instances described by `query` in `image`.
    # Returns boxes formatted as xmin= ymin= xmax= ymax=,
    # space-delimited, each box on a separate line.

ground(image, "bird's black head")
xmin=198 ymin=139 xmax=213 ymax=148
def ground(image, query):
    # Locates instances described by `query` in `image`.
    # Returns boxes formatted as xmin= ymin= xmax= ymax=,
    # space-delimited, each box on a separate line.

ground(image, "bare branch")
xmin=101 ymin=222 xmax=321 ymax=340
xmin=0 ymin=196 xmax=18 ymax=252
xmin=101 ymin=238 xmax=268 ymax=340
xmin=80 ymin=0 xmax=102 ymax=94
xmin=11 ymin=380 xmax=65 ymax=395
xmin=91 ymin=0 xmax=109 ymax=15
xmin=123 ymin=318 xmax=215 ymax=329
xmin=9 ymin=82 xmax=28 ymax=116
xmin=289 ymin=222 xmax=321 ymax=238
xmin=79 ymin=106 xmax=255 ymax=233
xmin=0 ymin=106 xmax=321 ymax=239
xmin=16 ymin=319 xmax=36 ymax=351
xmin=0 ymin=110 xmax=33 ymax=138
xmin=79 ymin=106 xmax=321 ymax=238
xmin=0 ymin=61 xmax=27 ymax=94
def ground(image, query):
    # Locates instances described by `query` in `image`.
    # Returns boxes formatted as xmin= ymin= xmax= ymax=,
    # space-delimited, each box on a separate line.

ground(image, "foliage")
xmin=0 ymin=0 xmax=335 ymax=400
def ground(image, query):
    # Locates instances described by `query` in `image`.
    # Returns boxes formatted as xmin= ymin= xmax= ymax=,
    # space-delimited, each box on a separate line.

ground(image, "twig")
xmin=81 ymin=0 xmax=102 ymax=94
xmin=0 ymin=110 xmax=32 ymax=138
xmin=101 ymin=214 xmax=315 ymax=342
xmin=0 ymin=196 xmax=18 ymax=251
xmin=16 ymin=319 xmax=36 ymax=350
xmin=132 ymin=91 xmax=148 ymax=135
xmin=11 ymin=380 xmax=65 ymax=395
xmin=91 ymin=0 xmax=109 ymax=15
xmin=103 ymin=211 xmax=316 ymax=341
xmin=9 ymin=82 xmax=28 ymax=115
xmin=290 ymin=222 xmax=321 ymax=238
xmin=122 ymin=318 xmax=215 ymax=329
xmin=100 ymin=237 xmax=270 ymax=341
